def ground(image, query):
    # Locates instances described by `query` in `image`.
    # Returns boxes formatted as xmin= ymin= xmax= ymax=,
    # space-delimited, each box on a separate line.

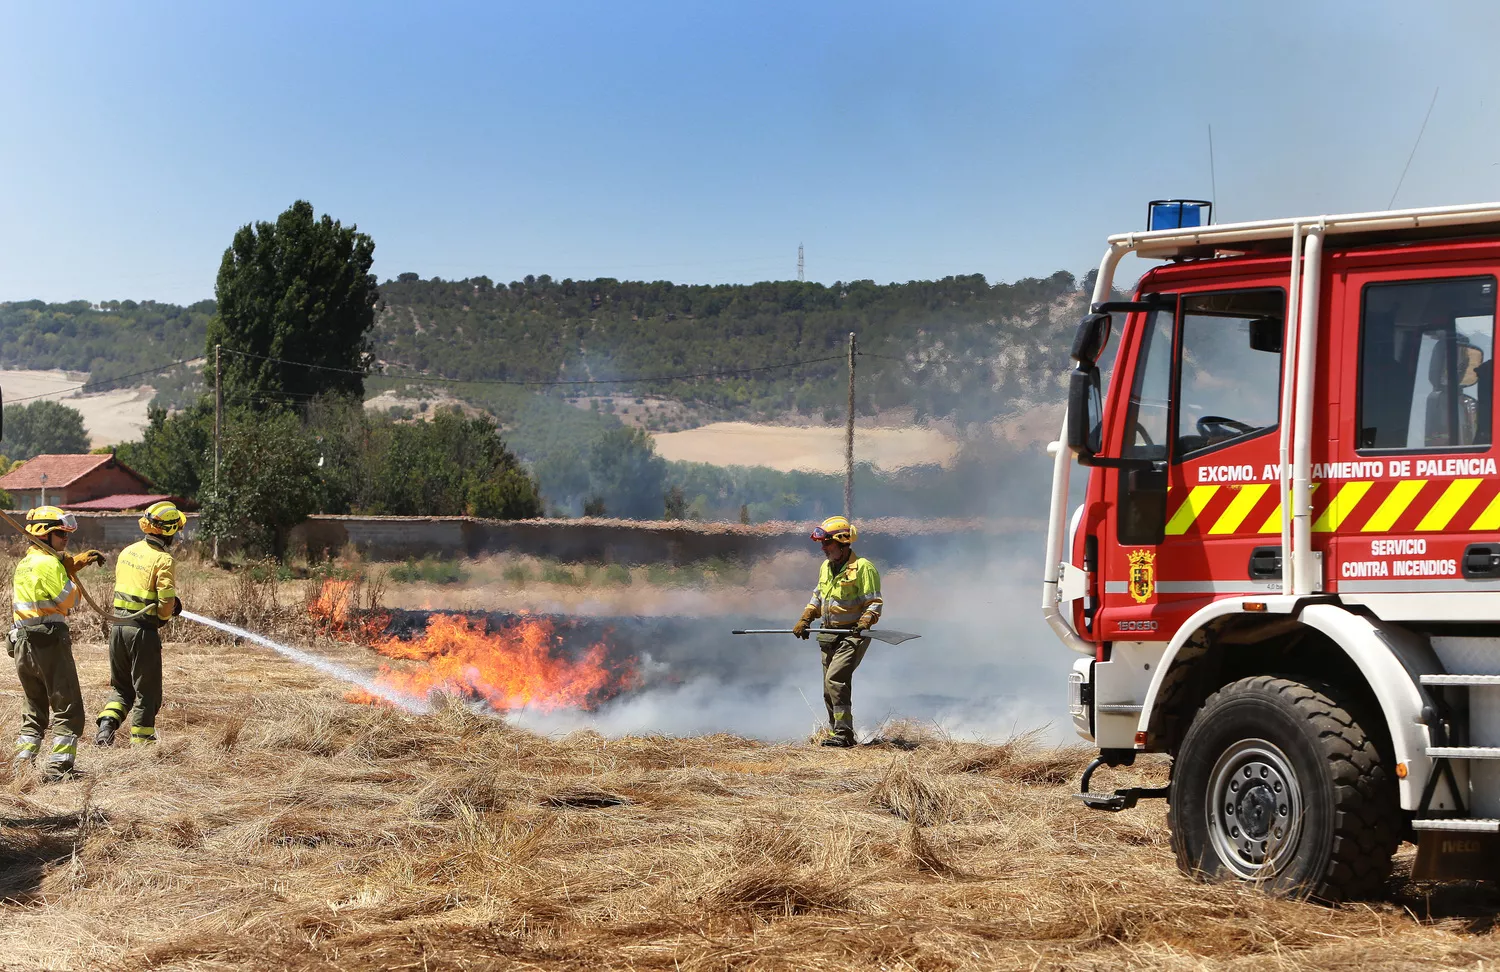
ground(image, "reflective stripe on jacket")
xmin=13 ymin=547 xmax=79 ymax=626
xmin=113 ymin=538 xmax=176 ymax=622
xmin=805 ymin=554 xmax=882 ymax=628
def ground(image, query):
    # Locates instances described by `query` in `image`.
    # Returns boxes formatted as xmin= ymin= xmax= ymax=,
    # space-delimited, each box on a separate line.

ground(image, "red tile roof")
xmin=66 ymin=493 xmax=177 ymax=511
xmin=0 ymin=454 xmax=121 ymax=490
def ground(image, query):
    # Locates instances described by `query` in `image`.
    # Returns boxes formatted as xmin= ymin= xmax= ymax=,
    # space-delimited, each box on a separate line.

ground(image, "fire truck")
xmin=1048 ymin=200 xmax=1500 ymax=897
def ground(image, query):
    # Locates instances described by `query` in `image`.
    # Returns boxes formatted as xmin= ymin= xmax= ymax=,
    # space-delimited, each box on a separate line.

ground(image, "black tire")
xmin=1168 ymin=675 xmax=1399 ymax=901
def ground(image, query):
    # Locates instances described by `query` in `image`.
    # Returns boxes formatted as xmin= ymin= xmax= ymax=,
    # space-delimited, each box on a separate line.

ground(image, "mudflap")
xmin=1413 ymin=832 xmax=1500 ymax=881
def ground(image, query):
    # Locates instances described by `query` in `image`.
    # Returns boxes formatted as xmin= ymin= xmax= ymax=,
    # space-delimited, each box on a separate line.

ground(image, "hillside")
xmin=376 ymin=271 xmax=1087 ymax=426
xmin=0 ymin=270 xmax=1089 ymax=424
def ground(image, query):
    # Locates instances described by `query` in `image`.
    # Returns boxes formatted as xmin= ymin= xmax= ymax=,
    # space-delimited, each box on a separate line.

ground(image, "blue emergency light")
xmin=1147 ymin=199 xmax=1212 ymax=231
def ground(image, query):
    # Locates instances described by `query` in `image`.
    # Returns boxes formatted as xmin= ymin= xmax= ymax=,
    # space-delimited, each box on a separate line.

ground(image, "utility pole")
xmin=844 ymin=331 xmax=856 ymax=519
xmin=213 ymin=343 xmax=222 ymax=561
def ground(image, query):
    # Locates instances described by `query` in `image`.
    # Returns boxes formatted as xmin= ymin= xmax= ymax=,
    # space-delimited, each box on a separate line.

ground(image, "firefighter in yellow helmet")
xmin=96 ymin=501 xmax=184 ymax=747
xmin=792 ymin=515 xmax=882 ymax=747
xmin=11 ymin=506 xmax=106 ymax=778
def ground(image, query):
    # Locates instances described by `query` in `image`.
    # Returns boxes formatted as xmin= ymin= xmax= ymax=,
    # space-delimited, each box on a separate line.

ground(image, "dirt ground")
xmin=1 ymin=567 xmax=1499 ymax=970
xmin=0 ymin=370 xmax=156 ymax=449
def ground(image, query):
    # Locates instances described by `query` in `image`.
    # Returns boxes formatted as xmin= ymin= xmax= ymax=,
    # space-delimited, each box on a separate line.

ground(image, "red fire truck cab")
xmin=1047 ymin=202 xmax=1500 ymax=897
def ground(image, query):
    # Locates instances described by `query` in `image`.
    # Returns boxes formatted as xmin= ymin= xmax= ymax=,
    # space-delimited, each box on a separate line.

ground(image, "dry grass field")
xmin=1 ymin=567 xmax=1499 ymax=970
xmin=0 ymin=370 xmax=157 ymax=449
xmin=651 ymin=422 xmax=959 ymax=474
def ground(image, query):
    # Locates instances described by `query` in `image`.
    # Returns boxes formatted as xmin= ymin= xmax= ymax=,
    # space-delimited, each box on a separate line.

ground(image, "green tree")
xmin=114 ymin=403 xmax=213 ymax=498
xmin=0 ymin=400 xmax=90 ymax=459
xmin=207 ymin=200 xmax=378 ymax=407
xmin=357 ymin=408 xmax=541 ymax=518
xmin=465 ymin=466 xmax=543 ymax=519
xmin=585 ymin=425 xmax=666 ymax=519
xmin=200 ymin=408 xmax=325 ymax=557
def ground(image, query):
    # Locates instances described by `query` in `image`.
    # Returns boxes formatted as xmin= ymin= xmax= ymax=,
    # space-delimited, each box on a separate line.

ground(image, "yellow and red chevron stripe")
xmin=1163 ymin=478 xmax=1498 ymax=537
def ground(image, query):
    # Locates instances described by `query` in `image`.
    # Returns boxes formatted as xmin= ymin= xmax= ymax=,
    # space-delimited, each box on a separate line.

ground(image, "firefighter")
xmin=792 ymin=515 xmax=882 ymax=747
xmin=96 ymin=501 xmax=185 ymax=748
xmin=11 ymin=507 xmax=106 ymax=778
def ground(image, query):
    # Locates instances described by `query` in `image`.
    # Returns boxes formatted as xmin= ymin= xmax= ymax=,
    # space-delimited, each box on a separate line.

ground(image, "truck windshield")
xmin=1175 ymin=289 xmax=1285 ymax=458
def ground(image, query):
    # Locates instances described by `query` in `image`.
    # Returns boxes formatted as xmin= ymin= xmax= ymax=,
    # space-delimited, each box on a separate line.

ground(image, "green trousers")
xmin=98 ymin=623 xmax=163 ymax=743
xmin=11 ymin=622 xmax=84 ymax=767
xmin=819 ymin=634 xmax=869 ymax=741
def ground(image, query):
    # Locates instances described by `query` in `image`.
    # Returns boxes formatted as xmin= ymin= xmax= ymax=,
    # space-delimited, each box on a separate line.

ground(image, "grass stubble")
xmin=0 ymin=568 xmax=1497 ymax=970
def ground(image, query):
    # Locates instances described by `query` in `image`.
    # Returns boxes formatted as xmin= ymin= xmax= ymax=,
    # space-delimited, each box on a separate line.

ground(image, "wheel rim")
xmin=1205 ymin=738 xmax=1304 ymax=880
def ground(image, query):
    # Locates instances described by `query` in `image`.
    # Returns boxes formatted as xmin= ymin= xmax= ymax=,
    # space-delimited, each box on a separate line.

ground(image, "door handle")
xmin=1248 ymin=545 xmax=1282 ymax=580
xmin=1463 ymin=544 xmax=1500 ymax=579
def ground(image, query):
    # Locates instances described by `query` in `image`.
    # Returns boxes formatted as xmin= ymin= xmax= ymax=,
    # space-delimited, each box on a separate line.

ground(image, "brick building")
xmin=0 ymin=454 xmax=185 ymax=512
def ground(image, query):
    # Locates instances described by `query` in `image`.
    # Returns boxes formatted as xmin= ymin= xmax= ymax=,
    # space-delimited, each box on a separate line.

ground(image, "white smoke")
xmin=510 ymin=541 xmax=1074 ymax=744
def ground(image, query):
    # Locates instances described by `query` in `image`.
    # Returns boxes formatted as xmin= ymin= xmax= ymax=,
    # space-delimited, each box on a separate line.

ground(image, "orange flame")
xmin=309 ymin=579 xmax=390 ymax=643
xmin=363 ymin=614 xmax=635 ymax=711
xmin=310 ymin=580 xmax=636 ymax=712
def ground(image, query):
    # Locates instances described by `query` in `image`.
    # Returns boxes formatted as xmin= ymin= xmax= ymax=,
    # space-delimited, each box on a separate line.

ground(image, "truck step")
xmin=1427 ymin=747 xmax=1500 ymax=759
xmin=1421 ymin=674 xmax=1500 ymax=686
xmin=1412 ymin=818 xmax=1500 ymax=833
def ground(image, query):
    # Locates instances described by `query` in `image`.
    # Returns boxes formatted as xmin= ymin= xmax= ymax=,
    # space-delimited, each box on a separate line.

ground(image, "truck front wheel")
xmin=1168 ymin=675 xmax=1399 ymax=900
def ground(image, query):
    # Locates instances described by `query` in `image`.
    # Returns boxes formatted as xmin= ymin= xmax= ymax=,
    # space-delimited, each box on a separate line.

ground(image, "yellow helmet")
xmin=810 ymin=515 xmax=856 ymax=545
xmin=25 ymin=506 xmax=77 ymax=537
xmin=139 ymin=501 xmax=185 ymax=537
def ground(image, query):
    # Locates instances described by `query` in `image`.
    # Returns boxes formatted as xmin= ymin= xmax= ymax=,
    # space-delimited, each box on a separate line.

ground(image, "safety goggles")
xmin=36 ymin=513 xmax=78 ymax=533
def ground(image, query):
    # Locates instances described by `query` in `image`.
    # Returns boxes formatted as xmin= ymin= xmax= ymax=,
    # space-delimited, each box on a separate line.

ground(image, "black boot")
xmin=819 ymin=735 xmax=855 ymax=748
xmin=95 ymin=719 xmax=118 ymax=747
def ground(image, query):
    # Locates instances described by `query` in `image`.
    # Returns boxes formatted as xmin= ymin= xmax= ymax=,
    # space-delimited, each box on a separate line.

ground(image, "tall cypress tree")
xmin=207 ymin=200 xmax=378 ymax=406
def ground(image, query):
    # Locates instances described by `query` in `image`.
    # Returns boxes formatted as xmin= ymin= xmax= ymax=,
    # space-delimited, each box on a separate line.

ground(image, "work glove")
xmin=856 ymin=613 xmax=877 ymax=632
xmin=171 ymin=596 xmax=184 ymax=617
xmin=77 ymin=549 xmax=106 ymax=568
xmin=792 ymin=605 xmax=819 ymax=640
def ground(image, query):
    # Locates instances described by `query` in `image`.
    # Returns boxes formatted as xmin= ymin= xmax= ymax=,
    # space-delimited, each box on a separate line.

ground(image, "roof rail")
xmin=1110 ymin=201 xmax=1500 ymax=260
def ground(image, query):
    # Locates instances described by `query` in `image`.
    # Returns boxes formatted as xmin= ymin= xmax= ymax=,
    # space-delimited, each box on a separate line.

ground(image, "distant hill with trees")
xmin=0 ymin=268 xmax=1090 ymax=424
xmin=376 ymin=270 xmax=1087 ymax=426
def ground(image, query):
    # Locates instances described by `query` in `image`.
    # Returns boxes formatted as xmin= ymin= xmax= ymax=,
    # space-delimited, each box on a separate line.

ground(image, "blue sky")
xmin=2 ymin=1 xmax=1499 ymax=303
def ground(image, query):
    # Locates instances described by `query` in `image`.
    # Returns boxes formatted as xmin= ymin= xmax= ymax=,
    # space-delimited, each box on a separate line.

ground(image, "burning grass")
xmin=2 ymin=624 xmax=1500 ymax=970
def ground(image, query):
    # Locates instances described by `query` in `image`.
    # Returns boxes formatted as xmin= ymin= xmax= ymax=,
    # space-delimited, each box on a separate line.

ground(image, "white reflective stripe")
xmin=14 ymin=579 xmax=78 ymax=614
xmin=1103 ymin=580 xmax=1287 ymax=594
xmin=1340 ymin=579 xmax=1500 ymax=593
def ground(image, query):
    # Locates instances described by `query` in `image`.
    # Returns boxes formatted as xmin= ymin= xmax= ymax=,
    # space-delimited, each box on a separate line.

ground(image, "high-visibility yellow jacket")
xmin=805 ymin=554 xmax=882 ymax=630
xmin=13 ymin=546 xmax=80 ymax=627
xmin=112 ymin=538 xmax=177 ymax=624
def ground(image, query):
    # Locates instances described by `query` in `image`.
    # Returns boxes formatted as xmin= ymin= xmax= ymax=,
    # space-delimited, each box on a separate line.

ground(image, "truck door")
xmin=1329 ymin=262 xmax=1498 ymax=596
xmin=1097 ymin=282 xmax=1288 ymax=639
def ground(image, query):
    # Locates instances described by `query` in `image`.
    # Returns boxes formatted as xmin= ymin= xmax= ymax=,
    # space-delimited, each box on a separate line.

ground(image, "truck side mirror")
xmin=1248 ymin=317 xmax=1283 ymax=354
xmin=1067 ymin=366 xmax=1103 ymax=459
xmin=1071 ymin=313 xmax=1112 ymax=366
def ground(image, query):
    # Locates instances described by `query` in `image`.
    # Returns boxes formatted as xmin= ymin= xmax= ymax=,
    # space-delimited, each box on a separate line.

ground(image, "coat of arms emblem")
xmin=1127 ymin=549 xmax=1156 ymax=604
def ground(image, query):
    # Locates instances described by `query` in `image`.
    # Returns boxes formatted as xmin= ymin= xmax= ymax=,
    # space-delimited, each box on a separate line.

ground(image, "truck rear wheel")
xmin=1168 ymin=675 xmax=1398 ymax=900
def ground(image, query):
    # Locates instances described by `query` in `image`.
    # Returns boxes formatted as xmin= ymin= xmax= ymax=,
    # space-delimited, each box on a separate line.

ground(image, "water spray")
xmin=179 ymin=610 xmax=432 ymax=714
